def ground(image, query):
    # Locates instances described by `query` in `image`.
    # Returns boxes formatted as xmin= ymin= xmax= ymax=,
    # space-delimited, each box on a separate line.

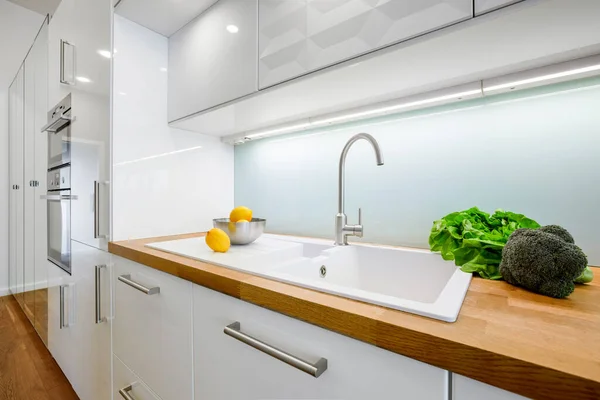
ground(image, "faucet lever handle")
xmin=358 ymin=208 xmax=362 ymax=226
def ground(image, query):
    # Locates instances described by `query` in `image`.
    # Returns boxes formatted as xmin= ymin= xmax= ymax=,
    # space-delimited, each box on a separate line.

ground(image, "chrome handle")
xmin=95 ymin=265 xmax=107 ymax=324
xmin=40 ymin=194 xmax=78 ymax=201
xmin=118 ymin=385 xmax=135 ymax=400
xmin=224 ymin=322 xmax=328 ymax=378
xmin=358 ymin=208 xmax=362 ymax=225
xmin=60 ymin=39 xmax=75 ymax=85
xmin=59 ymin=284 xmax=69 ymax=329
xmin=118 ymin=274 xmax=160 ymax=295
xmin=41 ymin=112 xmax=71 ymax=133
xmin=94 ymin=181 xmax=100 ymax=238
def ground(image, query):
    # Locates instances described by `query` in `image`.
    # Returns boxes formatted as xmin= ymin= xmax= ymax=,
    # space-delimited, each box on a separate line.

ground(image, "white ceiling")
xmin=0 ymin=0 xmax=45 ymax=90
xmin=116 ymin=0 xmax=218 ymax=37
xmin=6 ymin=0 xmax=61 ymax=16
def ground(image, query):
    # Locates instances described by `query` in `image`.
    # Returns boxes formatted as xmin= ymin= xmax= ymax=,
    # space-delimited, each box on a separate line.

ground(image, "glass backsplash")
xmin=235 ymin=77 xmax=600 ymax=265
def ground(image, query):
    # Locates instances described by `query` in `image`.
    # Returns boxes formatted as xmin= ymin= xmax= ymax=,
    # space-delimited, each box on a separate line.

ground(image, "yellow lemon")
xmin=230 ymin=206 xmax=252 ymax=223
xmin=205 ymin=228 xmax=230 ymax=253
xmin=237 ymin=219 xmax=250 ymax=223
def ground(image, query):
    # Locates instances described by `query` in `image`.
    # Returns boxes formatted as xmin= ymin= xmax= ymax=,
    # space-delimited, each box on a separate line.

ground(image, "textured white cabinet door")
xmin=71 ymin=241 xmax=112 ymax=400
xmin=193 ymin=284 xmax=447 ymax=400
xmin=113 ymin=256 xmax=193 ymax=400
xmin=259 ymin=0 xmax=472 ymax=88
xmin=453 ymin=374 xmax=529 ymax=400
xmin=113 ymin=354 xmax=160 ymax=400
xmin=168 ymin=0 xmax=258 ymax=122
xmin=475 ymin=0 xmax=522 ymax=15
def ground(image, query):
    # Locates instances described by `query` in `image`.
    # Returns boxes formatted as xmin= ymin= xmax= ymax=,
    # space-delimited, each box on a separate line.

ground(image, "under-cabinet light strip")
xmin=228 ymin=54 xmax=600 ymax=144
xmin=484 ymin=64 xmax=600 ymax=92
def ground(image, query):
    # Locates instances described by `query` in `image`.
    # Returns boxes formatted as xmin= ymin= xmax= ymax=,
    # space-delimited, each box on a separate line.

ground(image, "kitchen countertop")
xmin=109 ymin=233 xmax=600 ymax=400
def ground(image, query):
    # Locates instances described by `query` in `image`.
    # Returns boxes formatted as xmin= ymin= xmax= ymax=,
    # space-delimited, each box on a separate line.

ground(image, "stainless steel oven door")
xmin=48 ymin=122 xmax=71 ymax=169
xmin=43 ymin=190 xmax=73 ymax=274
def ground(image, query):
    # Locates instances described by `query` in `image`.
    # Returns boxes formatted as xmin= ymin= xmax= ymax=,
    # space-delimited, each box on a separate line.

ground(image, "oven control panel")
xmin=47 ymin=165 xmax=71 ymax=191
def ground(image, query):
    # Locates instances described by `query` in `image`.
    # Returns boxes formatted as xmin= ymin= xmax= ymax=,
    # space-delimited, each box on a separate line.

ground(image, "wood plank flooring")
xmin=0 ymin=295 xmax=78 ymax=400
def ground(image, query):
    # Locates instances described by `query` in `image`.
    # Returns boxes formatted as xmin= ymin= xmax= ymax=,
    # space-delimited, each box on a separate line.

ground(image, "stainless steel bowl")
xmin=213 ymin=218 xmax=266 ymax=245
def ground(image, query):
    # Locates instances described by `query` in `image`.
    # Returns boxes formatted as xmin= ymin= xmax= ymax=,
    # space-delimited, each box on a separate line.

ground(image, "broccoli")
xmin=499 ymin=226 xmax=588 ymax=298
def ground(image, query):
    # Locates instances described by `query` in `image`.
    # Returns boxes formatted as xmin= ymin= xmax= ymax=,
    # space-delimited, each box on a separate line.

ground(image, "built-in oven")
xmin=42 ymin=166 xmax=75 ymax=274
xmin=42 ymin=94 xmax=71 ymax=169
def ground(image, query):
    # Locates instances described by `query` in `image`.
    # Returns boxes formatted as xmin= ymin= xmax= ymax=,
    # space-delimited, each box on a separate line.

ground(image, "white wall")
xmin=0 ymin=90 xmax=9 ymax=295
xmin=112 ymin=15 xmax=234 ymax=241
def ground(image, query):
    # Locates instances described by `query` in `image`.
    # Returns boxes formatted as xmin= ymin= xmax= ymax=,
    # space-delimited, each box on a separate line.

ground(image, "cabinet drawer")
xmin=193 ymin=284 xmax=447 ymax=400
xmin=114 ymin=354 xmax=160 ymax=400
xmin=453 ymin=374 xmax=529 ymax=400
xmin=113 ymin=256 xmax=193 ymax=400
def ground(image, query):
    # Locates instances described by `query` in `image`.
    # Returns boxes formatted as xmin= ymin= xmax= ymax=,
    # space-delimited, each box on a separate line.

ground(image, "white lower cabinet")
xmin=113 ymin=256 xmax=194 ymax=400
xmin=48 ymin=240 xmax=112 ymax=400
xmin=193 ymin=284 xmax=448 ymax=400
xmin=113 ymin=354 xmax=160 ymax=400
xmin=453 ymin=374 xmax=529 ymax=400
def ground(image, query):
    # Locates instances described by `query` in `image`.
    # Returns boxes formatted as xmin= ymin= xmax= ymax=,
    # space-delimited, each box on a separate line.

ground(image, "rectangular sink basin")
xmin=268 ymin=242 xmax=472 ymax=322
xmin=146 ymin=234 xmax=471 ymax=322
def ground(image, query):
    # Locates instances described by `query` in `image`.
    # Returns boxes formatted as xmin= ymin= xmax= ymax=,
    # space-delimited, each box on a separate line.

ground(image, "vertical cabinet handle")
xmin=118 ymin=385 xmax=136 ymax=400
xmin=59 ymin=284 xmax=69 ymax=329
xmin=118 ymin=275 xmax=160 ymax=295
xmin=60 ymin=39 xmax=75 ymax=85
xmin=94 ymin=181 xmax=109 ymax=239
xmin=95 ymin=265 xmax=107 ymax=324
xmin=224 ymin=322 xmax=328 ymax=378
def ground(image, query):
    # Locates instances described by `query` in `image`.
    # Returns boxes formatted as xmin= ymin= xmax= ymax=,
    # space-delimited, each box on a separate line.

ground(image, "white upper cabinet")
xmin=259 ymin=0 xmax=473 ymax=88
xmin=168 ymin=0 xmax=258 ymax=122
xmin=475 ymin=0 xmax=523 ymax=15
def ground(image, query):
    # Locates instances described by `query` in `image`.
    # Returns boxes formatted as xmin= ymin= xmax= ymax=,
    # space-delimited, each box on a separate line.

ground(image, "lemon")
xmin=205 ymin=228 xmax=231 ymax=253
xmin=230 ymin=206 xmax=252 ymax=223
xmin=237 ymin=219 xmax=250 ymax=223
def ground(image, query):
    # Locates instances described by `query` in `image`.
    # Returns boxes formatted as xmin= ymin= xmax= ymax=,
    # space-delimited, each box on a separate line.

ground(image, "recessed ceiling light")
xmin=97 ymin=49 xmax=112 ymax=59
xmin=226 ymin=25 xmax=239 ymax=33
xmin=76 ymin=76 xmax=92 ymax=83
xmin=160 ymin=67 xmax=167 ymax=72
xmin=119 ymin=92 xmax=127 ymax=96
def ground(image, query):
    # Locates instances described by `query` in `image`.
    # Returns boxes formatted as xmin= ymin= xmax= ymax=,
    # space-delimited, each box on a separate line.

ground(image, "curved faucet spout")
xmin=338 ymin=133 xmax=384 ymax=214
xmin=335 ymin=133 xmax=384 ymax=246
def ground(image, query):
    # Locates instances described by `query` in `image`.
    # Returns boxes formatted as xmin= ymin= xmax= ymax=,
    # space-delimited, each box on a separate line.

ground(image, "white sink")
xmin=146 ymin=234 xmax=472 ymax=322
xmin=268 ymin=242 xmax=472 ymax=322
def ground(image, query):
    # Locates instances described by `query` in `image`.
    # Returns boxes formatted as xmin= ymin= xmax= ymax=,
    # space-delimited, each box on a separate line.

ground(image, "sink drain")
xmin=320 ymin=265 xmax=327 ymax=277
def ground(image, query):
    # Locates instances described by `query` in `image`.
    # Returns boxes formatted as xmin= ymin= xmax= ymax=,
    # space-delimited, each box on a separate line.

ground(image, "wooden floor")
xmin=0 ymin=295 xmax=78 ymax=400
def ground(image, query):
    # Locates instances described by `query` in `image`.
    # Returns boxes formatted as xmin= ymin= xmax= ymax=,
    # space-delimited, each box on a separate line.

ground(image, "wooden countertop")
xmin=109 ymin=233 xmax=600 ymax=400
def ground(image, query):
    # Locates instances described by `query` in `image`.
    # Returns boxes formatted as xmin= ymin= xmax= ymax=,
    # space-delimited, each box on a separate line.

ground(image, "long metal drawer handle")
xmin=118 ymin=384 xmax=135 ymax=400
xmin=95 ymin=265 xmax=107 ymax=324
xmin=118 ymin=274 xmax=160 ymax=295
xmin=40 ymin=194 xmax=78 ymax=201
xmin=224 ymin=322 xmax=328 ymax=378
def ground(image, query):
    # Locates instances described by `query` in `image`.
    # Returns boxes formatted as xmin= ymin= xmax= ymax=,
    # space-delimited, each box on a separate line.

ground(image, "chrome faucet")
xmin=335 ymin=133 xmax=384 ymax=246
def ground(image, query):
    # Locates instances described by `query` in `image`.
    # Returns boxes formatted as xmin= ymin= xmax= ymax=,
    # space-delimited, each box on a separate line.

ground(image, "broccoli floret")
xmin=538 ymin=225 xmax=574 ymax=243
xmin=499 ymin=226 xmax=588 ymax=298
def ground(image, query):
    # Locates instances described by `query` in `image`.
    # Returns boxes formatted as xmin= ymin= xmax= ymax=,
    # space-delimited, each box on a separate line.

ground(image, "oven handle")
xmin=41 ymin=112 xmax=71 ymax=133
xmin=40 ymin=194 xmax=78 ymax=201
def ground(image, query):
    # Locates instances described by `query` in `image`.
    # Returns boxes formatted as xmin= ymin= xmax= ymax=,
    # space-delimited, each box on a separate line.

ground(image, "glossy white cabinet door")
xmin=259 ymin=0 xmax=472 ymax=88
xmin=9 ymin=66 xmax=25 ymax=308
xmin=47 ymin=260 xmax=79 ymax=389
xmin=23 ymin=39 xmax=37 ymax=324
xmin=33 ymin=20 xmax=50 ymax=345
xmin=475 ymin=0 xmax=522 ymax=15
xmin=193 ymin=284 xmax=447 ymax=400
xmin=453 ymin=374 xmax=529 ymax=400
xmin=113 ymin=256 xmax=193 ymax=400
xmin=49 ymin=0 xmax=112 ymax=251
xmin=8 ymin=71 xmax=20 ymax=298
xmin=71 ymin=241 xmax=112 ymax=400
xmin=113 ymin=354 xmax=160 ymax=400
xmin=168 ymin=0 xmax=258 ymax=122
